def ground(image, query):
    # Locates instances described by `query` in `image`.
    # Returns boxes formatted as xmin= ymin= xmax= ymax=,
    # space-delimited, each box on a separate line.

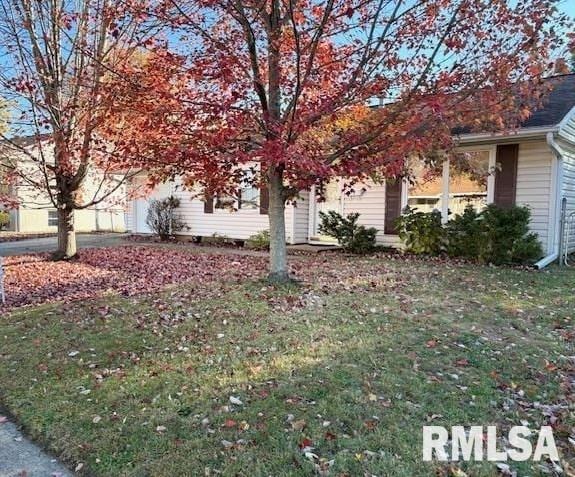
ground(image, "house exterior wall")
xmin=175 ymin=187 xmax=272 ymax=241
xmin=15 ymin=205 xmax=126 ymax=233
xmin=130 ymin=177 xmax=297 ymax=242
xmin=2 ymin=143 xmax=127 ymax=233
xmin=558 ymin=112 xmax=575 ymax=252
xmin=11 ymin=169 xmax=126 ymax=234
xmin=342 ymin=182 xmax=401 ymax=247
xmin=515 ymin=140 xmax=555 ymax=254
xmin=335 ymin=140 xmax=554 ymax=252
xmin=292 ymin=191 xmax=310 ymax=244
xmin=561 ymin=152 xmax=575 ymax=252
xmin=129 ymin=139 xmax=556 ymax=251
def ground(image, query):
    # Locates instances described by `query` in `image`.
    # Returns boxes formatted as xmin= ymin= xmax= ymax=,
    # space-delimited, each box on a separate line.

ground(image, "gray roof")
xmin=520 ymin=74 xmax=575 ymax=128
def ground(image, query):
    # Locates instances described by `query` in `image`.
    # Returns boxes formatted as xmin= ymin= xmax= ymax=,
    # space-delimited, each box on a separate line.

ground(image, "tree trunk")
xmin=55 ymin=207 xmax=77 ymax=260
xmin=268 ymin=167 xmax=289 ymax=283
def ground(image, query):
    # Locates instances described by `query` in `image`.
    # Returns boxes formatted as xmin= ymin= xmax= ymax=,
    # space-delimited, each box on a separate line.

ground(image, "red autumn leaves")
xmin=0 ymin=247 xmax=268 ymax=310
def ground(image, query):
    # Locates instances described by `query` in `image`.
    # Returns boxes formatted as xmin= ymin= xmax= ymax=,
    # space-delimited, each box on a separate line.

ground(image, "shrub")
xmin=318 ymin=211 xmax=377 ymax=254
xmin=246 ymin=230 xmax=270 ymax=250
xmin=0 ymin=210 xmax=9 ymax=230
xmin=145 ymin=196 xmax=186 ymax=241
xmin=478 ymin=204 xmax=542 ymax=265
xmin=398 ymin=204 xmax=543 ymax=265
xmin=445 ymin=205 xmax=482 ymax=259
xmin=395 ymin=206 xmax=444 ymax=255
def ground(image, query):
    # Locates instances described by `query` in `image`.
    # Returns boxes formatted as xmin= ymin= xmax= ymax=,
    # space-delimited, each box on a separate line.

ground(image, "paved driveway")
xmin=0 ymin=233 xmax=126 ymax=256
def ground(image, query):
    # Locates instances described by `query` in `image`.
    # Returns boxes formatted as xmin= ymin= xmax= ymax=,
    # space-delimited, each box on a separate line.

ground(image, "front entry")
xmin=309 ymin=181 xmax=342 ymax=244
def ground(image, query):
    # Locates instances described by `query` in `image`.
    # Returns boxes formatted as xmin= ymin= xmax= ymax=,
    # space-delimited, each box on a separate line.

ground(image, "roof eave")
xmin=455 ymin=125 xmax=558 ymax=145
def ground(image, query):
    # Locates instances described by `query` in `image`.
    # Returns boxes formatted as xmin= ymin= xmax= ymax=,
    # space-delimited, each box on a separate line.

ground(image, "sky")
xmin=559 ymin=0 xmax=575 ymax=21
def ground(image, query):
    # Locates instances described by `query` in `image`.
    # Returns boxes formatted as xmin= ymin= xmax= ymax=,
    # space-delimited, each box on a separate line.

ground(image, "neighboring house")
xmin=128 ymin=74 xmax=575 ymax=263
xmin=0 ymin=136 xmax=127 ymax=234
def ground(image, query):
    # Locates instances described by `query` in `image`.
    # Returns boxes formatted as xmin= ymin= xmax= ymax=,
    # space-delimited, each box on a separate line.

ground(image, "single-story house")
xmin=0 ymin=136 xmax=127 ymax=234
xmin=128 ymin=74 xmax=575 ymax=265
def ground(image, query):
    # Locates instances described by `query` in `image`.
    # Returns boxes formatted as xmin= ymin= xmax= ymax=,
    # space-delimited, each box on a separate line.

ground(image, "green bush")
xmin=397 ymin=204 xmax=542 ymax=265
xmin=395 ymin=206 xmax=445 ymax=255
xmin=0 ymin=210 xmax=9 ymax=230
xmin=477 ymin=204 xmax=542 ymax=265
xmin=445 ymin=205 xmax=482 ymax=259
xmin=318 ymin=211 xmax=377 ymax=254
xmin=246 ymin=230 xmax=270 ymax=250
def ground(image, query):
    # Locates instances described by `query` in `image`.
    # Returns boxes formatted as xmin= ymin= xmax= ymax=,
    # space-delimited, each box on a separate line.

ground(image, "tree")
xmin=153 ymin=0 xmax=566 ymax=282
xmin=0 ymin=100 xmax=13 ymax=208
xmin=0 ymin=0 xmax=164 ymax=258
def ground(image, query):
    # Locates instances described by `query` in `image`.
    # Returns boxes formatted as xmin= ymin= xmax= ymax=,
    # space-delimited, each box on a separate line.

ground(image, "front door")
xmin=310 ymin=181 xmax=342 ymax=243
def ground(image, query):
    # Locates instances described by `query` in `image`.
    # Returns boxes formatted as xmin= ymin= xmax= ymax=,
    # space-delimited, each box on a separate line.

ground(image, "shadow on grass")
xmin=1 ymin=270 xmax=573 ymax=476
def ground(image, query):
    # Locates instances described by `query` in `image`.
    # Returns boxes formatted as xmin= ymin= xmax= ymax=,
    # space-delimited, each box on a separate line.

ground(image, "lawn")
xmin=0 ymin=246 xmax=574 ymax=476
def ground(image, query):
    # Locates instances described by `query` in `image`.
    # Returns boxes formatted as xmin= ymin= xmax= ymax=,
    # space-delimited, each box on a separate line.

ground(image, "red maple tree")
xmin=148 ymin=0 xmax=567 ymax=282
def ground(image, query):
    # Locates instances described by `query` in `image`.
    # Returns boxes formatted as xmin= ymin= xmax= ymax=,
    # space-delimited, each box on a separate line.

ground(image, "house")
xmin=0 ymin=136 xmax=127 ymax=234
xmin=128 ymin=74 xmax=575 ymax=265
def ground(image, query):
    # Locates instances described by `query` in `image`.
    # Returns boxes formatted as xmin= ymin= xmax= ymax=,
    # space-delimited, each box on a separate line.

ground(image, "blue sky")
xmin=559 ymin=0 xmax=575 ymax=19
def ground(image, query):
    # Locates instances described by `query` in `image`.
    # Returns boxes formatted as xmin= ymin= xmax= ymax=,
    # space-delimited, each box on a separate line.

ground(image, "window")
xmin=214 ymin=194 xmax=236 ymax=210
xmin=48 ymin=210 xmax=58 ymax=227
xmin=407 ymin=161 xmax=444 ymax=214
xmin=448 ymin=150 xmax=490 ymax=216
xmin=239 ymin=185 xmax=260 ymax=210
xmin=207 ymin=169 xmax=262 ymax=212
xmin=405 ymin=148 xmax=494 ymax=222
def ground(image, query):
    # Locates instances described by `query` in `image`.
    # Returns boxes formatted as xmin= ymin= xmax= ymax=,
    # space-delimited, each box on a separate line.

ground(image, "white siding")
xmin=292 ymin=191 xmax=309 ymax=243
xmin=13 ymin=172 xmax=126 ymax=233
xmin=558 ymin=112 xmax=575 ymax=252
xmin=132 ymin=177 xmax=296 ymax=242
xmin=515 ymin=140 xmax=554 ymax=253
xmin=342 ymin=182 xmax=400 ymax=247
xmin=174 ymin=185 xmax=285 ymax=241
xmin=561 ymin=153 xmax=575 ymax=251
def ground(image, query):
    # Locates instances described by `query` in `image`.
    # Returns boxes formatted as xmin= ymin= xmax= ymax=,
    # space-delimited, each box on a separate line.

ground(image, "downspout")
xmin=535 ymin=131 xmax=563 ymax=269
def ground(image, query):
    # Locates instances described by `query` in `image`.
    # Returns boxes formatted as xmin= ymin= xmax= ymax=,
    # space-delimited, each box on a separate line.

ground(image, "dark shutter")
xmin=494 ymin=144 xmax=518 ymax=208
xmin=259 ymin=185 xmax=269 ymax=215
xmin=237 ymin=189 xmax=242 ymax=210
xmin=204 ymin=193 xmax=214 ymax=214
xmin=384 ymin=178 xmax=403 ymax=234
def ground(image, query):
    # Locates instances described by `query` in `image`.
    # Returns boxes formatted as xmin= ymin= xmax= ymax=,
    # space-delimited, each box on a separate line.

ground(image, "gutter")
xmin=457 ymin=126 xmax=557 ymax=145
xmin=534 ymin=131 xmax=564 ymax=269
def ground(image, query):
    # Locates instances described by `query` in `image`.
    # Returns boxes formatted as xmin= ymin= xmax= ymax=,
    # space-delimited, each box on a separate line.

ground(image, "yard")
xmin=0 ymin=245 xmax=574 ymax=476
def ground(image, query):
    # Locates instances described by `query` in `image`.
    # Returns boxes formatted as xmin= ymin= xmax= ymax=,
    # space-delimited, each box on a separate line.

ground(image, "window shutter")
xmin=237 ymin=189 xmax=242 ymax=210
xmin=494 ymin=144 xmax=518 ymax=208
xmin=204 ymin=193 xmax=214 ymax=214
xmin=259 ymin=185 xmax=269 ymax=215
xmin=384 ymin=179 xmax=403 ymax=234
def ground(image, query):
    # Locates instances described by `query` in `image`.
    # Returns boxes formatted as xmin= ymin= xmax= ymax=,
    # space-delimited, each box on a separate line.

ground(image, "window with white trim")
xmin=239 ymin=184 xmax=260 ymax=210
xmin=448 ymin=150 xmax=490 ymax=216
xmin=48 ymin=210 xmax=58 ymax=227
xmin=405 ymin=148 xmax=495 ymax=222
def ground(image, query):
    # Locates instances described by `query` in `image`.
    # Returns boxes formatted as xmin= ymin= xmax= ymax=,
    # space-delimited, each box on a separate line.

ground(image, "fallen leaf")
xmin=229 ymin=396 xmax=243 ymax=406
xmin=291 ymin=419 xmax=306 ymax=431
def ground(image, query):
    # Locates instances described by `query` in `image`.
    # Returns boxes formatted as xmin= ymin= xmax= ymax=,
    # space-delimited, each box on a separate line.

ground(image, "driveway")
xmin=0 ymin=233 xmax=126 ymax=256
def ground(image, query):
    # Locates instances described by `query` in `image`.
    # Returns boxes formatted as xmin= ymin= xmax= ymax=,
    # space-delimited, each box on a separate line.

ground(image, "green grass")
xmin=1 ymin=253 xmax=574 ymax=476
